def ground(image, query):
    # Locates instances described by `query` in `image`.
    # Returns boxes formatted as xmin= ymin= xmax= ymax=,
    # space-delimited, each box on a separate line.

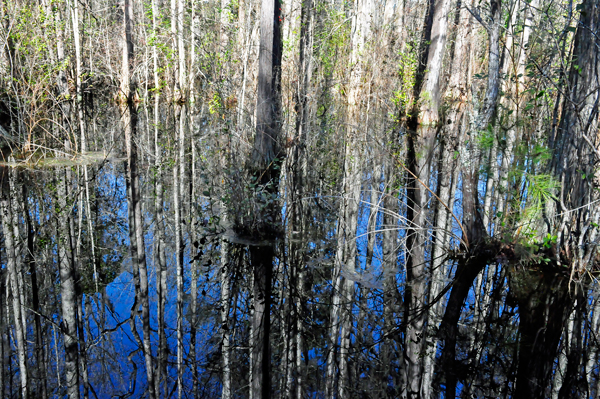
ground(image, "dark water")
xmin=0 ymin=107 xmax=598 ymax=399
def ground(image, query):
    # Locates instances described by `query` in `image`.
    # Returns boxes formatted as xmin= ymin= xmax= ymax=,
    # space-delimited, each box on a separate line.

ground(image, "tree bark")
xmin=286 ymin=1 xmax=313 ymax=395
xmin=150 ymin=0 xmax=168 ymax=393
xmin=174 ymin=140 xmax=184 ymax=399
xmin=511 ymin=269 xmax=574 ymax=399
xmin=245 ymin=0 xmax=283 ymax=398
xmin=220 ymin=239 xmax=232 ymax=399
xmin=56 ymin=168 xmax=79 ymax=399
xmin=1 ymin=171 xmax=28 ymax=399
xmin=0 ymin=268 xmax=5 ymax=398
xmin=402 ymin=0 xmax=454 ymax=392
xmin=548 ymin=0 xmax=600 ymax=268
xmin=512 ymin=0 xmax=600 ymax=396
xmin=121 ymin=0 xmax=156 ymax=396
xmin=23 ymin=184 xmax=47 ymax=399
xmin=557 ymin=294 xmax=586 ymax=398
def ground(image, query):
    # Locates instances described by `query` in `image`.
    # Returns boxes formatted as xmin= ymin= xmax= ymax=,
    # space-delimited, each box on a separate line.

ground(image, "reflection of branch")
xmin=86 ymin=318 xmax=131 ymax=350
xmin=394 ymin=157 xmax=470 ymax=249
xmin=23 ymin=304 xmax=130 ymax=349
xmin=465 ymin=5 xmax=489 ymax=31
xmin=353 ymin=198 xmax=465 ymax=246
xmin=22 ymin=306 xmax=67 ymax=334
xmin=119 ymin=348 xmax=139 ymax=399
xmin=0 ymin=124 xmax=17 ymax=144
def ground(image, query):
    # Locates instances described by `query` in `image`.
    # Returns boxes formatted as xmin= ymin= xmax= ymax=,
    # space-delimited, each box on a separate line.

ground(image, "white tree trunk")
xmin=57 ymin=168 xmax=79 ymax=399
xmin=1 ymin=175 xmax=28 ymax=399
xmin=220 ymin=239 xmax=232 ymax=399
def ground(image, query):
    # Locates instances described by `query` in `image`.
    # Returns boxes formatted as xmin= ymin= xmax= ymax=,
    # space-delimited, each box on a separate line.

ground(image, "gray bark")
xmin=121 ymin=0 xmax=155 ymax=395
xmin=512 ymin=0 xmax=600 ymax=395
xmin=251 ymin=0 xmax=282 ymax=171
xmin=418 ymin=0 xmax=453 ymax=125
xmin=404 ymin=0 xmax=455 ymax=393
xmin=57 ymin=169 xmax=79 ymax=399
xmin=548 ymin=0 xmax=600 ymax=267
xmin=0 ymin=267 xmax=4 ymax=397
xmin=24 ymin=184 xmax=47 ymax=398
xmin=150 ymin=0 xmax=168 ymax=393
xmin=220 ymin=239 xmax=232 ymax=399
xmin=289 ymin=1 xmax=313 ymax=395
xmin=174 ymin=148 xmax=184 ymax=399
xmin=1 ymin=173 xmax=27 ymax=399
xmin=495 ymin=0 xmax=524 ymax=220
xmin=246 ymin=0 xmax=283 ymax=398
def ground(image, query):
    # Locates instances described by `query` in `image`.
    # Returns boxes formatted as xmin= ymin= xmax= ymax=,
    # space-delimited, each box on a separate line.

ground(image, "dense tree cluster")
xmin=0 ymin=0 xmax=600 ymax=397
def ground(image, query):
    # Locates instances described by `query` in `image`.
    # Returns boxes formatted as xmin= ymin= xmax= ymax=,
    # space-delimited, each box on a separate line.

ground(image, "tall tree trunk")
xmin=288 ymin=0 xmax=313 ymax=395
xmin=174 ymin=139 xmax=184 ymax=399
xmin=71 ymin=0 xmax=100 ymax=296
xmin=511 ymin=270 xmax=574 ymax=399
xmin=70 ymin=0 xmax=85 ymax=154
xmin=548 ymin=0 xmax=600 ymax=271
xmin=70 ymin=5 xmax=91 ymax=398
xmin=77 ymin=291 xmax=90 ymax=399
xmin=175 ymin=0 xmax=187 ymax=393
xmin=378 ymin=152 xmax=402 ymax=399
xmin=53 ymin=0 xmax=70 ymax=115
xmin=245 ymin=0 xmax=282 ymax=397
xmin=1 ymin=171 xmax=28 ymax=399
xmin=56 ymin=168 xmax=79 ymax=399
xmin=121 ymin=0 xmax=156 ymax=396
xmin=434 ymin=0 xmax=501 ymax=395
xmin=173 ymin=107 xmax=185 ymax=399
xmin=150 ymin=0 xmax=168 ymax=393
xmin=494 ymin=0 xmax=531 ymax=220
xmin=403 ymin=0 xmax=453 ymax=394
xmin=558 ymin=294 xmax=586 ymax=398
xmin=513 ymin=0 xmax=600 ymax=396
xmin=326 ymin=2 xmax=371 ymax=396
xmin=0 ymin=268 xmax=5 ymax=398
xmin=23 ymin=184 xmax=47 ymax=398
xmin=220 ymin=239 xmax=232 ymax=399
xmin=422 ymin=0 xmax=471 ymax=393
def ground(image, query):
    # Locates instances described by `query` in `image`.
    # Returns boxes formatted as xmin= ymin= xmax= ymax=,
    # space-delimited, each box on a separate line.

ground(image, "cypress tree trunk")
xmin=0 ymin=268 xmax=4 ymax=398
xmin=56 ymin=168 xmax=79 ymax=399
xmin=150 ymin=0 xmax=168 ymax=392
xmin=244 ymin=1 xmax=282 ymax=398
xmin=220 ymin=239 xmax=232 ymax=399
xmin=23 ymin=184 xmax=47 ymax=399
xmin=512 ymin=0 xmax=600 ymax=396
xmin=1 ymin=171 xmax=28 ymax=399
xmin=403 ymin=0 xmax=454 ymax=393
xmin=174 ymin=141 xmax=184 ymax=399
xmin=289 ymin=1 xmax=313 ymax=396
xmin=121 ymin=0 xmax=155 ymax=396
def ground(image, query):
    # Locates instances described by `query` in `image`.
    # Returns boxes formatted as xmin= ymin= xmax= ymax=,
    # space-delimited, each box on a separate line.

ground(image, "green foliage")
xmin=527 ymin=172 xmax=558 ymax=208
xmin=314 ymin=4 xmax=350 ymax=77
xmin=209 ymin=92 xmax=222 ymax=115
xmin=531 ymin=143 xmax=552 ymax=163
xmin=477 ymin=127 xmax=495 ymax=151
xmin=391 ymin=41 xmax=418 ymax=117
xmin=542 ymin=233 xmax=558 ymax=248
xmin=513 ymin=172 xmax=558 ymax=240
